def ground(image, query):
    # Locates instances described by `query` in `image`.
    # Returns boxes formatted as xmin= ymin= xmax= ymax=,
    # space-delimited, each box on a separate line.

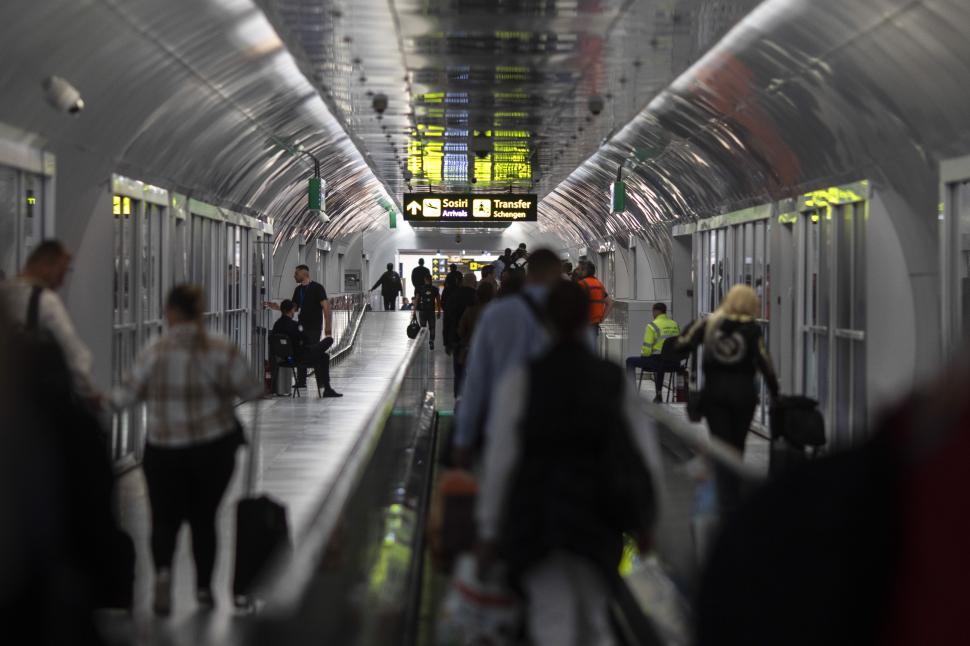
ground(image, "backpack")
xmin=417 ymin=285 xmax=437 ymax=311
xmin=17 ymin=286 xmax=75 ymax=394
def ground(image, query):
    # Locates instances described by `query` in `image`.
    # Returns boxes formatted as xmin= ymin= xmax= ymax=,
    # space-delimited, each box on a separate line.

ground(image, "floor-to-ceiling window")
xmin=794 ymin=184 xmax=868 ymax=446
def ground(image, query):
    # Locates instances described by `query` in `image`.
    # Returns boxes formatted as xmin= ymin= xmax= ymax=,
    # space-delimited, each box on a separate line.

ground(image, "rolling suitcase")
xmin=232 ymin=403 xmax=291 ymax=608
xmin=95 ymin=528 xmax=136 ymax=611
xmin=769 ymin=396 xmax=826 ymax=476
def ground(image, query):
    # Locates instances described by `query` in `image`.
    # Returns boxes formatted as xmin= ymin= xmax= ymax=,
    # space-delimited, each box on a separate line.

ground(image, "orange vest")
xmin=580 ymin=277 xmax=608 ymax=324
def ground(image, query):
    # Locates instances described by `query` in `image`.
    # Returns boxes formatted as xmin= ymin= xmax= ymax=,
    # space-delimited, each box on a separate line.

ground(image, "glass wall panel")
xmin=0 ymin=166 xmax=18 ymax=279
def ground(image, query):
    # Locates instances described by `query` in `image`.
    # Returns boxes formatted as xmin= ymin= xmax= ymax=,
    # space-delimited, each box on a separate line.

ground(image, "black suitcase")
xmin=769 ymin=396 xmax=826 ymax=476
xmin=95 ymin=528 xmax=136 ymax=610
xmin=232 ymin=404 xmax=291 ymax=607
xmin=770 ymin=396 xmax=826 ymax=448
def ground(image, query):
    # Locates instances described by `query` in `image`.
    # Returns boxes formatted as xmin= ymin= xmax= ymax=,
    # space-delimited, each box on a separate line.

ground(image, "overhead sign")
xmin=402 ymin=192 xmax=537 ymax=223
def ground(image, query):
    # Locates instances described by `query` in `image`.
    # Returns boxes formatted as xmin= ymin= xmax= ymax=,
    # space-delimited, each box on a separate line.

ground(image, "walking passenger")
xmin=677 ymin=284 xmax=779 ymax=513
xmin=441 ymin=264 xmax=461 ymax=310
xmin=415 ymin=274 xmax=441 ymax=350
xmin=444 ymin=272 xmax=478 ymax=397
xmin=626 ymin=303 xmax=681 ymax=402
xmin=577 ymin=261 xmax=613 ymax=334
xmin=112 ymin=285 xmax=262 ymax=615
xmin=0 ymin=239 xmax=99 ymax=403
xmin=443 ymin=271 xmax=477 ymax=358
xmin=497 ymin=268 xmax=525 ymax=298
xmin=369 ymin=262 xmax=402 ymax=311
xmin=455 ymin=282 xmax=494 ymax=398
xmin=476 ymin=280 xmax=659 ymax=646
xmin=410 ymin=258 xmax=431 ymax=297
xmin=480 ymin=264 xmax=497 ymax=289
xmin=453 ymin=249 xmax=562 ymax=467
xmin=271 ymin=300 xmax=342 ymax=397
xmin=493 ymin=248 xmax=513 ymax=278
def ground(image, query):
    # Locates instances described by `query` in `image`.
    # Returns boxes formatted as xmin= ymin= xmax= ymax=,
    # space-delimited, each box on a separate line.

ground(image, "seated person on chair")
xmin=625 ymin=303 xmax=681 ymax=402
xmin=271 ymin=300 xmax=342 ymax=397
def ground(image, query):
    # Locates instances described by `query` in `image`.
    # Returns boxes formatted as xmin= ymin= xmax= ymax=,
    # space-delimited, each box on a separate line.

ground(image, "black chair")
xmin=268 ymin=333 xmax=320 ymax=398
xmin=637 ymin=337 xmax=690 ymax=402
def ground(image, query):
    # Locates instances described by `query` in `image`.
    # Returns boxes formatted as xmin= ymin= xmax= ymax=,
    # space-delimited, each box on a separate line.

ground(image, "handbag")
xmin=407 ymin=313 xmax=420 ymax=339
xmin=686 ymin=349 xmax=704 ymax=423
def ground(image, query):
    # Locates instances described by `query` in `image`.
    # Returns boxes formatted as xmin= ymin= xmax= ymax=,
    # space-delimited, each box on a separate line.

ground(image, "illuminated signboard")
xmin=402 ymin=192 xmax=537 ymax=224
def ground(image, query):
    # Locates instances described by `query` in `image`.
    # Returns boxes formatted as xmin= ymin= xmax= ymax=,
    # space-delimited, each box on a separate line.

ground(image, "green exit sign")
xmin=308 ymin=177 xmax=323 ymax=211
xmin=611 ymin=180 xmax=626 ymax=214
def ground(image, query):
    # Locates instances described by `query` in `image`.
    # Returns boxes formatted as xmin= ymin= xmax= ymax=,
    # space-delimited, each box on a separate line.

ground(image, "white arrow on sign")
xmin=406 ymin=200 xmax=422 ymax=215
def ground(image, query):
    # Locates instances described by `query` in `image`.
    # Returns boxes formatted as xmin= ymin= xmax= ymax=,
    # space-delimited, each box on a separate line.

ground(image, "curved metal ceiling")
xmin=261 ymin=0 xmax=758 ymax=209
xmin=545 ymin=0 xmax=970 ymax=245
xmin=0 ymin=0 xmax=396 ymax=245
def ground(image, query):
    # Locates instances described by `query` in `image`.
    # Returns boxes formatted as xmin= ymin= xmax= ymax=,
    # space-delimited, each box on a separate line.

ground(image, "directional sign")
xmin=402 ymin=192 xmax=537 ymax=224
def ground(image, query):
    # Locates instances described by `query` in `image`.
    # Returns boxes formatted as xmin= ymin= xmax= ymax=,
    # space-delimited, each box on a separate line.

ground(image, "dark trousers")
xmin=418 ymin=309 xmax=436 ymax=345
xmin=297 ymin=326 xmax=329 ymax=387
xmin=704 ymin=394 xmax=757 ymax=515
xmin=298 ymin=341 xmax=331 ymax=390
xmin=142 ymin=433 xmax=239 ymax=588
xmin=453 ymin=352 xmax=465 ymax=398
xmin=626 ymin=355 xmax=677 ymax=396
xmin=382 ymin=294 xmax=396 ymax=311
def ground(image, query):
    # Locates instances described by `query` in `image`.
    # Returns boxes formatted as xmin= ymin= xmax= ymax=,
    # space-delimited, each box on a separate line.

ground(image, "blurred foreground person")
xmin=695 ymin=347 xmax=970 ymax=646
xmin=476 ymin=281 xmax=660 ymax=646
xmin=443 ymin=272 xmax=477 ymax=359
xmin=454 ymin=281 xmax=495 ymax=398
xmin=453 ymin=249 xmax=562 ymax=466
xmin=0 ymin=292 xmax=121 ymax=643
xmin=677 ymin=284 xmax=778 ymax=513
xmin=113 ymin=285 xmax=261 ymax=615
xmin=0 ymin=239 xmax=99 ymax=403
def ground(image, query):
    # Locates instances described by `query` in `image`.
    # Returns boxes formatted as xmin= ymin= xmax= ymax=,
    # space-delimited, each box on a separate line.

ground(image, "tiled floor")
xmin=102 ymin=311 xmax=419 ymax=645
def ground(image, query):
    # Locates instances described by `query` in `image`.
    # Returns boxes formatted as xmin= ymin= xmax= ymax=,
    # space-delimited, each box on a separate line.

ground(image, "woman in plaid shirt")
xmin=113 ymin=284 xmax=261 ymax=615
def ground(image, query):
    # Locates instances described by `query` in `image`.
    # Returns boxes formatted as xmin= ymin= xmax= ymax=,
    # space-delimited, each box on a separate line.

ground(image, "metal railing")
xmin=327 ymin=292 xmax=366 ymax=362
xmin=245 ymin=330 xmax=435 ymax=645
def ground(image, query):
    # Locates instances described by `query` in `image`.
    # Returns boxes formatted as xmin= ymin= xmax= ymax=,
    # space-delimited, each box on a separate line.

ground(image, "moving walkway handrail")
xmin=258 ymin=328 xmax=430 ymax=613
xmin=640 ymin=400 xmax=764 ymax=482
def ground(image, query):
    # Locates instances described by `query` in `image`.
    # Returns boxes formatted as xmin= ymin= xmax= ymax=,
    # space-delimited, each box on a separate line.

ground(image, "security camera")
xmin=587 ymin=95 xmax=604 ymax=116
xmin=372 ymin=93 xmax=388 ymax=114
xmin=43 ymin=76 xmax=84 ymax=115
xmin=455 ymin=233 xmax=462 ymax=244
xmin=310 ymin=209 xmax=330 ymax=224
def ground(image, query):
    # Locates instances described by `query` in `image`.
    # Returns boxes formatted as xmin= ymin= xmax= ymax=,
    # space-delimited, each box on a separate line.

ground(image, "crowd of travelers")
xmin=3 ymin=238 xmax=967 ymax=645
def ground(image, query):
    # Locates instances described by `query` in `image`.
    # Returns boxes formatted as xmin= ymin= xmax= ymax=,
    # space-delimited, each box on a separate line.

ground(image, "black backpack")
xmin=417 ymin=285 xmax=437 ymax=311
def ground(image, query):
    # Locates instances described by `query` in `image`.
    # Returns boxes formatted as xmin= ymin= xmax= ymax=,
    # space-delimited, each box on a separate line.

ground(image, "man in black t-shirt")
xmin=265 ymin=264 xmax=341 ymax=396
xmin=271 ymin=300 xmax=341 ymax=396
xmin=410 ymin=259 xmax=431 ymax=297
xmin=414 ymin=274 xmax=441 ymax=350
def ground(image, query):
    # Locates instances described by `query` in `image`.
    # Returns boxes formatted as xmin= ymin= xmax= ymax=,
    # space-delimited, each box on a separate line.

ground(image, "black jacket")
xmin=272 ymin=315 xmax=305 ymax=351
xmin=501 ymin=341 xmax=656 ymax=584
xmin=410 ymin=265 xmax=431 ymax=291
xmin=678 ymin=315 xmax=779 ymax=402
xmin=371 ymin=270 xmax=402 ymax=296
xmin=443 ymin=286 xmax=476 ymax=349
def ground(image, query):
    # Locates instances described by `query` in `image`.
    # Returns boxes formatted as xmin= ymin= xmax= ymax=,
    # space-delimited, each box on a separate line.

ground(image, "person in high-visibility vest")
xmin=577 ymin=261 xmax=613 ymax=333
xmin=625 ymin=303 xmax=681 ymax=402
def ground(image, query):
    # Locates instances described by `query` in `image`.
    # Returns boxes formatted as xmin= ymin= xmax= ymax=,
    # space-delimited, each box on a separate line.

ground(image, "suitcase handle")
xmin=244 ymin=401 xmax=261 ymax=496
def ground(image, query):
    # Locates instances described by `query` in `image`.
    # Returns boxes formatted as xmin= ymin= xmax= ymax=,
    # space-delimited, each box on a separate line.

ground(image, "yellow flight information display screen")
xmin=403 ymin=192 xmax=537 ymax=224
